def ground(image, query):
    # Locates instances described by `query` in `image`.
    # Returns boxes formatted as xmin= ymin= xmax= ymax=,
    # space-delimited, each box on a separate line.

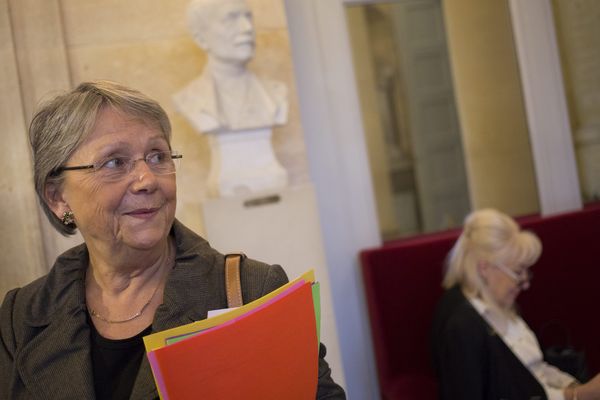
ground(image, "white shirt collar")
xmin=467 ymin=294 xmax=510 ymax=335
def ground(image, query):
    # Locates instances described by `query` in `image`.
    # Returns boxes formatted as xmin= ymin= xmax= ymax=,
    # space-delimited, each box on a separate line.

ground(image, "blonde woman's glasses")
xmin=55 ymin=151 xmax=182 ymax=182
xmin=494 ymin=263 xmax=533 ymax=288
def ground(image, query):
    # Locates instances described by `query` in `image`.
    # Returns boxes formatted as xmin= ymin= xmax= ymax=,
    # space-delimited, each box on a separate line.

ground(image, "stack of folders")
xmin=143 ymin=270 xmax=321 ymax=400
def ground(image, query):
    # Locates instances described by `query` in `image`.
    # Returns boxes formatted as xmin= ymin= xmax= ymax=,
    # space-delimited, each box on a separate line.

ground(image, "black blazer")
xmin=0 ymin=220 xmax=345 ymax=399
xmin=431 ymin=285 xmax=547 ymax=400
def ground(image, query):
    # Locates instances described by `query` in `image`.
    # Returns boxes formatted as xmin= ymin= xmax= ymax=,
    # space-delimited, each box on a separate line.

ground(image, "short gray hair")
xmin=29 ymin=80 xmax=172 ymax=235
xmin=442 ymin=208 xmax=542 ymax=306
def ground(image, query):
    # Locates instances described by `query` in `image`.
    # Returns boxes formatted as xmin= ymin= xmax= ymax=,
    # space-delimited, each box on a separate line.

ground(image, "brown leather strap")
xmin=225 ymin=253 xmax=244 ymax=308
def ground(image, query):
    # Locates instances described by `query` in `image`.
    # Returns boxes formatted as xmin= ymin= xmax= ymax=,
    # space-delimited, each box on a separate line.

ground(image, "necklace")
xmin=87 ymin=244 xmax=174 ymax=324
xmin=88 ymin=280 xmax=161 ymax=324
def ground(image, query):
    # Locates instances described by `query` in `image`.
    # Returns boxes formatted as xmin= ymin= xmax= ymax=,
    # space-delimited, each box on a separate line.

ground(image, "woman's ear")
xmin=44 ymin=182 xmax=69 ymax=218
xmin=476 ymin=261 xmax=490 ymax=286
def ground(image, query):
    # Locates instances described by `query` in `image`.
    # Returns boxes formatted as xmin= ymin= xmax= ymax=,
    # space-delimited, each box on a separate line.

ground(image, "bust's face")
xmin=201 ymin=0 xmax=255 ymax=65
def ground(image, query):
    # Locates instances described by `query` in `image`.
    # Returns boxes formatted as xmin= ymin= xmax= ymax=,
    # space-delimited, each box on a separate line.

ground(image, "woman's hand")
xmin=566 ymin=373 xmax=600 ymax=400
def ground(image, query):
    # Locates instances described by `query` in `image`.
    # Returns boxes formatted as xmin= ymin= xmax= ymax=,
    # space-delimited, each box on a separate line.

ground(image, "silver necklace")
xmin=88 ymin=280 xmax=161 ymax=324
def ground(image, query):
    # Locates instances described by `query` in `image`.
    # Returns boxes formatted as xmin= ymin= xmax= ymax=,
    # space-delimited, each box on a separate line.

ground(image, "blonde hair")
xmin=29 ymin=80 xmax=171 ymax=235
xmin=443 ymin=209 xmax=542 ymax=306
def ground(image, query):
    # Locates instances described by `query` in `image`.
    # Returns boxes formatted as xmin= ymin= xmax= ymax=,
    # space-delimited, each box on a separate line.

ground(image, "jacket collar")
xmin=17 ymin=244 xmax=94 ymax=399
xmin=17 ymin=220 xmax=217 ymax=400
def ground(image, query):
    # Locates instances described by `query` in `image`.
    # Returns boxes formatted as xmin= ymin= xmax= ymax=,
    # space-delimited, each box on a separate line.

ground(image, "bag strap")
xmin=225 ymin=253 xmax=244 ymax=308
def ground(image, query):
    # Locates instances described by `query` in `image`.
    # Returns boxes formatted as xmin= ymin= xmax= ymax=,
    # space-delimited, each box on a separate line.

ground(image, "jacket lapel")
xmin=17 ymin=304 xmax=95 ymax=400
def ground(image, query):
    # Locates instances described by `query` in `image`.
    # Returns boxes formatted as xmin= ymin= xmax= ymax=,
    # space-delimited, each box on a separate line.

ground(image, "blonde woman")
xmin=431 ymin=209 xmax=600 ymax=400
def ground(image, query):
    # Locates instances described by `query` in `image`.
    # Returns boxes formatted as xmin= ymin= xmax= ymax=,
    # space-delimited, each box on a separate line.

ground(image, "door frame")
xmin=508 ymin=0 xmax=582 ymax=213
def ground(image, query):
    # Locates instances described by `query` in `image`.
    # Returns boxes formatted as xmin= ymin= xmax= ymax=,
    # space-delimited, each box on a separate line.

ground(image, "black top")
xmin=89 ymin=318 xmax=152 ymax=400
xmin=430 ymin=285 xmax=547 ymax=400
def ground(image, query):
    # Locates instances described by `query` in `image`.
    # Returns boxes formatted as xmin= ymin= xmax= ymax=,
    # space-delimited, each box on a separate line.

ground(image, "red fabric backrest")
xmin=360 ymin=229 xmax=460 ymax=398
xmin=518 ymin=204 xmax=600 ymax=375
xmin=360 ymin=203 xmax=600 ymax=399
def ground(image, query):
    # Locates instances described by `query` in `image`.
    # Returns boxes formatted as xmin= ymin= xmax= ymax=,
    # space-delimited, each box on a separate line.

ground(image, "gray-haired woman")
xmin=0 ymin=80 xmax=345 ymax=399
xmin=431 ymin=208 xmax=600 ymax=400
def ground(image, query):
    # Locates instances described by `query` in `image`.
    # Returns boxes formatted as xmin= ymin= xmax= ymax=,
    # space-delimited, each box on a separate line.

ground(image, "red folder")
xmin=148 ymin=281 xmax=318 ymax=399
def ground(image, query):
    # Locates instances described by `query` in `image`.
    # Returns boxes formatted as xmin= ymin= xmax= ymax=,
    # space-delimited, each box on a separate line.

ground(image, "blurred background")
xmin=1 ymin=0 xmax=598 ymax=398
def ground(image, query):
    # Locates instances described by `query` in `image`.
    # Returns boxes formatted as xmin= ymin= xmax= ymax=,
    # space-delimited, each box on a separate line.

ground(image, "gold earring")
xmin=62 ymin=210 xmax=75 ymax=225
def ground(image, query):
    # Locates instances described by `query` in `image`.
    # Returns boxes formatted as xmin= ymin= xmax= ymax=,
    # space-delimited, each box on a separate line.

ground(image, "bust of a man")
xmin=174 ymin=0 xmax=288 ymax=133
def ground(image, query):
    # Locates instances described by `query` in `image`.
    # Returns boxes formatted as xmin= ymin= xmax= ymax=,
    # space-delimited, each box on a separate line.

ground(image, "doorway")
xmin=346 ymin=0 xmax=470 ymax=240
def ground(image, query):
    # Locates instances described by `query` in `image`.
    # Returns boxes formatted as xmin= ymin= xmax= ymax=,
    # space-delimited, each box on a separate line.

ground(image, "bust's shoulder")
xmin=172 ymin=74 xmax=221 ymax=132
xmin=259 ymin=77 xmax=287 ymax=103
xmin=173 ymin=73 xmax=214 ymax=106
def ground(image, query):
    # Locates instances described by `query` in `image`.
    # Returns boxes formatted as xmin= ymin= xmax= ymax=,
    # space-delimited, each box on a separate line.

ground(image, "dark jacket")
xmin=0 ymin=220 xmax=345 ymax=399
xmin=430 ymin=285 xmax=547 ymax=400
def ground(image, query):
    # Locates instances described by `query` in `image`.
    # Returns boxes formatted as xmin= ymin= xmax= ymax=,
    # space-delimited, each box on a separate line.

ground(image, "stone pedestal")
xmin=206 ymin=127 xmax=288 ymax=197
xmin=200 ymin=184 xmax=345 ymax=387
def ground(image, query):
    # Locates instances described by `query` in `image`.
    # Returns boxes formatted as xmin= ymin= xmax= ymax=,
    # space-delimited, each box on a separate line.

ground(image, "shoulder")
xmin=240 ymin=257 xmax=288 ymax=302
xmin=173 ymin=74 xmax=213 ymax=104
xmin=170 ymin=220 xmax=289 ymax=303
xmin=6 ymin=244 xmax=86 ymax=317
xmin=433 ymin=286 xmax=488 ymax=339
xmin=0 ymin=244 xmax=87 ymax=346
xmin=172 ymin=74 xmax=221 ymax=131
xmin=1 ymin=275 xmax=47 ymax=329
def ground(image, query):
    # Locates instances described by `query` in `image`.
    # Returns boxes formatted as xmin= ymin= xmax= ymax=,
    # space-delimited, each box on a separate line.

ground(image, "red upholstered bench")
xmin=360 ymin=204 xmax=600 ymax=400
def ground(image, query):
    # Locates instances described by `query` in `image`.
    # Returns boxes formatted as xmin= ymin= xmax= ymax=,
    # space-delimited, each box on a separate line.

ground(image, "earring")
xmin=62 ymin=210 xmax=75 ymax=225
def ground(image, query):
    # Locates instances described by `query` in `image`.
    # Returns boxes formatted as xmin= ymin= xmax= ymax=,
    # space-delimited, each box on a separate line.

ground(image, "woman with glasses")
xmin=0 ymin=80 xmax=345 ymax=399
xmin=431 ymin=208 xmax=600 ymax=400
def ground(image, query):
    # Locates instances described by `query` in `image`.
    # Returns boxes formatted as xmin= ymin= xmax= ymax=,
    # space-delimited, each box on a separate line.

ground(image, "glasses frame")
xmin=493 ymin=262 xmax=533 ymax=288
xmin=54 ymin=151 xmax=182 ymax=178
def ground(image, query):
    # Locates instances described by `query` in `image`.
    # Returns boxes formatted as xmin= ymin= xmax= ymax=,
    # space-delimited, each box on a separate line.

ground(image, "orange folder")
xmin=148 ymin=281 xmax=318 ymax=400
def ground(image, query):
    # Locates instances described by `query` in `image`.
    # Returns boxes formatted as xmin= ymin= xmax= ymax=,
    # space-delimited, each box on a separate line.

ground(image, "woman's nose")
xmin=130 ymin=160 xmax=158 ymax=190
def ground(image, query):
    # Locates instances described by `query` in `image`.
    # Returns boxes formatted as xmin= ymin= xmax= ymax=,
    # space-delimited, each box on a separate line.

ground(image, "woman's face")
xmin=479 ymin=261 xmax=531 ymax=309
xmin=52 ymin=107 xmax=177 ymax=253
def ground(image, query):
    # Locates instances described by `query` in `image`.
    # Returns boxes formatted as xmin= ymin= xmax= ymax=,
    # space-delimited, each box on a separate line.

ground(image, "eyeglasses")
xmin=493 ymin=263 xmax=533 ymax=288
xmin=54 ymin=151 xmax=182 ymax=182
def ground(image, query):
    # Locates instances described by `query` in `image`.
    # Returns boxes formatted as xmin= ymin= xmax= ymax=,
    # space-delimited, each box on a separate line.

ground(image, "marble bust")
xmin=174 ymin=0 xmax=288 ymax=133
xmin=174 ymin=0 xmax=289 ymax=197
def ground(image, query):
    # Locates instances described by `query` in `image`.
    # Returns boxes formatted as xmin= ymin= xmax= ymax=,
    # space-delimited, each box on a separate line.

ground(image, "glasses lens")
xmin=515 ymin=268 xmax=532 ymax=289
xmin=156 ymin=152 xmax=181 ymax=175
xmin=147 ymin=151 xmax=178 ymax=175
xmin=95 ymin=156 xmax=131 ymax=182
xmin=494 ymin=263 xmax=528 ymax=284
